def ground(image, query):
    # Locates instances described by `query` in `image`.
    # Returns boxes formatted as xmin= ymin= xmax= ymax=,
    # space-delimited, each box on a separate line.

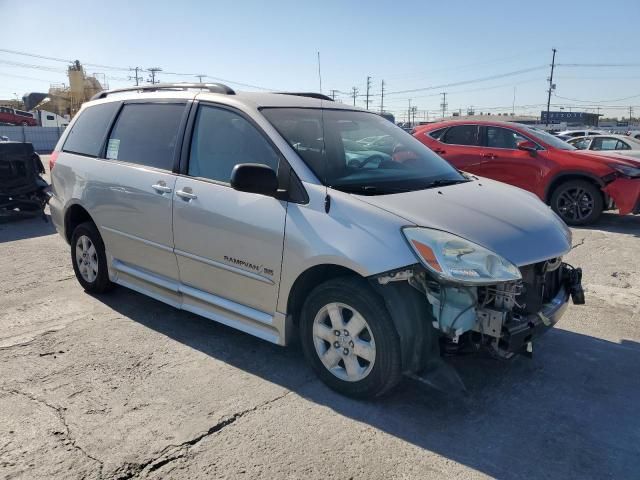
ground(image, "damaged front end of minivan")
xmin=372 ymin=227 xmax=585 ymax=392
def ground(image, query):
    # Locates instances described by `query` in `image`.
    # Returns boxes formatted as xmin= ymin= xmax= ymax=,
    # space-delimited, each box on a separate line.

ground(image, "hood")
xmin=573 ymin=150 xmax=640 ymax=163
xmin=355 ymin=178 xmax=572 ymax=267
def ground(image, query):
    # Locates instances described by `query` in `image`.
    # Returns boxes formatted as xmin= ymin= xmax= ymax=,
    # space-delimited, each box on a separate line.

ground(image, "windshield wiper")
xmin=424 ymin=178 xmax=470 ymax=188
xmin=334 ymin=185 xmax=410 ymax=195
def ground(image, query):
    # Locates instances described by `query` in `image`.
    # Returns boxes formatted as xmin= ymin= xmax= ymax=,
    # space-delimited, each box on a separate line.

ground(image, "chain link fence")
xmin=0 ymin=126 xmax=66 ymax=153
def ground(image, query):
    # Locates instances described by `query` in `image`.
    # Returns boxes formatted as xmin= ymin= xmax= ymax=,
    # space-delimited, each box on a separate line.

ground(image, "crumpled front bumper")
xmin=603 ymin=177 xmax=640 ymax=215
xmin=498 ymin=264 xmax=584 ymax=355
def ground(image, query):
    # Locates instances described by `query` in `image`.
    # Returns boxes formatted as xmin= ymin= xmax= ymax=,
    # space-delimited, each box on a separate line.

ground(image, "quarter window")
xmin=63 ymin=102 xmax=120 ymax=157
xmin=428 ymin=127 xmax=447 ymax=140
xmin=486 ymin=126 xmax=528 ymax=149
xmin=188 ymin=106 xmax=279 ymax=183
xmin=107 ymin=103 xmax=186 ymax=170
xmin=441 ymin=125 xmax=479 ymax=146
xmin=571 ymin=138 xmax=591 ymax=150
xmin=615 ymin=140 xmax=630 ymax=150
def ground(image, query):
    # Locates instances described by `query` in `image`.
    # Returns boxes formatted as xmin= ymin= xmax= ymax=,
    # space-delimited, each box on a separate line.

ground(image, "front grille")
xmin=515 ymin=260 xmax=563 ymax=315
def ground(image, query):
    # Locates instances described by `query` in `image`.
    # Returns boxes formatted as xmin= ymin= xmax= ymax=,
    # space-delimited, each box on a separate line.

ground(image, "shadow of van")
xmin=97 ymin=286 xmax=640 ymax=479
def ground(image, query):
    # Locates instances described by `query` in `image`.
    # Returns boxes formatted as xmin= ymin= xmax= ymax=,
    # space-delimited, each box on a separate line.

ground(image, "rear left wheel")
xmin=70 ymin=221 xmax=114 ymax=293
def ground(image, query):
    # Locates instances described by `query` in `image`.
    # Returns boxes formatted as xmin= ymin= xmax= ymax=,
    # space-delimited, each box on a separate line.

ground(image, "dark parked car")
xmin=0 ymin=142 xmax=50 ymax=220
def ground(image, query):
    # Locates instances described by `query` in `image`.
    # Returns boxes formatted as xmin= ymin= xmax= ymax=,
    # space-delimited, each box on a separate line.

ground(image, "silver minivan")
xmin=49 ymin=84 xmax=584 ymax=397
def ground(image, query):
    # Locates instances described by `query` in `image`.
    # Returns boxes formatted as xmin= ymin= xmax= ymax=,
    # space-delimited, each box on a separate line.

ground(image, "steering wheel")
xmin=348 ymin=154 xmax=384 ymax=169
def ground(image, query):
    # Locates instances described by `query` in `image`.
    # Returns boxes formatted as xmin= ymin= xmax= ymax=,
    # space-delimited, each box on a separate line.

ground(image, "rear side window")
xmin=107 ymin=103 xmax=186 ymax=170
xmin=441 ymin=125 xmax=479 ymax=146
xmin=63 ymin=102 xmax=120 ymax=157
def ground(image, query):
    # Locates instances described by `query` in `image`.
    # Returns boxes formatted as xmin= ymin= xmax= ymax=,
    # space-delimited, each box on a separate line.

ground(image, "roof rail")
xmin=90 ymin=82 xmax=235 ymax=101
xmin=275 ymin=92 xmax=334 ymax=101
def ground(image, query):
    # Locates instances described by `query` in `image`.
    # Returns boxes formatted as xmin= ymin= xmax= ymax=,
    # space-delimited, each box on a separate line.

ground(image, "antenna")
xmin=317 ymin=51 xmax=322 ymax=93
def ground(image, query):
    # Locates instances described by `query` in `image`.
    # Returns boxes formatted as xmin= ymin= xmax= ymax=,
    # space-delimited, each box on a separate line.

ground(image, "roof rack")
xmin=91 ymin=82 xmax=235 ymax=100
xmin=275 ymin=92 xmax=334 ymax=101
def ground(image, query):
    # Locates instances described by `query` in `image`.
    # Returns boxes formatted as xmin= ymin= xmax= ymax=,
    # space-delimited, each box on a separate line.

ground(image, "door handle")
xmin=481 ymin=153 xmax=497 ymax=159
xmin=433 ymin=148 xmax=446 ymax=154
xmin=152 ymin=182 xmax=173 ymax=193
xmin=176 ymin=188 xmax=197 ymax=200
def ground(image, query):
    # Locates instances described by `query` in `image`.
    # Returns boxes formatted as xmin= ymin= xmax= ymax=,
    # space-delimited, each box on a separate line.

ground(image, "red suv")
xmin=414 ymin=120 xmax=640 ymax=225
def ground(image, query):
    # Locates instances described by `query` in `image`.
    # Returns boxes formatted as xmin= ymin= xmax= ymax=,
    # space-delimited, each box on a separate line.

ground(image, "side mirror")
xmin=517 ymin=140 xmax=537 ymax=153
xmin=230 ymin=163 xmax=279 ymax=197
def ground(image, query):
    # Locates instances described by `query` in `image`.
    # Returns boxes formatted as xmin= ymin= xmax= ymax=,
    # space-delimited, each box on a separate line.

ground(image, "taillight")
xmin=49 ymin=150 xmax=59 ymax=171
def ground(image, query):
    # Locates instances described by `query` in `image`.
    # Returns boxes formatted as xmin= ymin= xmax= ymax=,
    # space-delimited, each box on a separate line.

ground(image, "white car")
xmin=567 ymin=134 xmax=640 ymax=160
xmin=556 ymin=129 xmax=605 ymax=138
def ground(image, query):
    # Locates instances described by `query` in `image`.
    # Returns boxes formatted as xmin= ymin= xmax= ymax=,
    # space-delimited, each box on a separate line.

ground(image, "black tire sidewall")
xmin=299 ymin=277 xmax=402 ymax=398
xmin=70 ymin=222 xmax=113 ymax=293
xmin=551 ymin=180 xmax=603 ymax=226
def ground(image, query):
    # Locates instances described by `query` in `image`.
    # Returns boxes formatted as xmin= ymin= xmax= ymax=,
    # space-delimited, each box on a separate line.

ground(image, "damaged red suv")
xmin=414 ymin=120 xmax=640 ymax=225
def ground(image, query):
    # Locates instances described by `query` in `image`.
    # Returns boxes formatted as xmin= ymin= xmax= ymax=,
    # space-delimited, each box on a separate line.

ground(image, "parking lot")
xmin=1 ymin=158 xmax=639 ymax=480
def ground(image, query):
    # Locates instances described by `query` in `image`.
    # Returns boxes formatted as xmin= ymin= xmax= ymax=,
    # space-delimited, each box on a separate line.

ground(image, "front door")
xmin=172 ymin=104 xmax=286 ymax=326
xmin=476 ymin=125 xmax=545 ymax=193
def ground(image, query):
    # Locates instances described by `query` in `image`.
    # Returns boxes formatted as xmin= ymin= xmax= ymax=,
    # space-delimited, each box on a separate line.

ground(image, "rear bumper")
xmin=603 ymin=177 xmax=640 ymax=215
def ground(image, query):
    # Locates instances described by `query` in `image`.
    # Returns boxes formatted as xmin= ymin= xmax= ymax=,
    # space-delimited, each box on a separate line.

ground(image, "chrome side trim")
xmin=112 ymin=260 xmax=180 ymax=292
xmin=174 ymin=248 xmax=274 ymax=285
xmin=101 ymin=226 xmax=174 ymax=253
xmin=179 ymin=283 xmax=273 ymax=326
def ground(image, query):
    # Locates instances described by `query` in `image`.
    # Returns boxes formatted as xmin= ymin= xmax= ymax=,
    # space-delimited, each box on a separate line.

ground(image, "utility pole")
xmin=408 ymin=99 xmax=412 ymax=125
xmin=545 ymin=48 xmax=557 ymax=126
xmin=440 ymin=92 xmax=447 ymax=118
xmin=351 ymin=87 xmax=359 ymax=106
xmin=380 ymin=80 xmax=385 ymax=113
xmin=411 ymin=106 xmax=417 ymax=125
xmin=195 ymin=74 xmax=206 ymax=83
xmin=129 ymin=67 xmax=143 ymax=86
xmin=365 ymin=76 xmax=371 ymax=110
xmin=147 ymin=67 xmax=162 ymax=84
xmin=630 ymin=106 xmax=634 ymax=122
xmin=329 ymin=89 xmax=339 ymax=101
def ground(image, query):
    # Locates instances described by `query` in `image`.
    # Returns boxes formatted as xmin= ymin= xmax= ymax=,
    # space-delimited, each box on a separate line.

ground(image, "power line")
xmin=553 ymin=93 xmax=640 ymax=104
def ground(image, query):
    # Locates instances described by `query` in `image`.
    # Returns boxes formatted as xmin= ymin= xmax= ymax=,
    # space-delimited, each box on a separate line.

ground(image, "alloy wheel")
xmin=312 ymin=302 xmax=376 ymax=382
xmin=75 ymin=235 xmax=98 ymax=283
xmin=556 ymin=186 xmax=595 ymax=222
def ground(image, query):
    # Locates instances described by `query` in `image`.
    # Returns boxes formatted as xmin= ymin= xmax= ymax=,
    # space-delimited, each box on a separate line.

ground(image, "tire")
xmin=70 ymin=221 xmax=114 ymax=293
xmin=299 ymin=276 xmax=402 ymax=398
xmin=550 ymin=179 xmax=603 ymax=226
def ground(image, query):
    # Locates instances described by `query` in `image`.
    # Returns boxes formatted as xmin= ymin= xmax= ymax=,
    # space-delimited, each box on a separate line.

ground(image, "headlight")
xmin=403 ymin=227 xmax=521 ymax=285
xmin=611 ymin=164 xmax=640 ymax=178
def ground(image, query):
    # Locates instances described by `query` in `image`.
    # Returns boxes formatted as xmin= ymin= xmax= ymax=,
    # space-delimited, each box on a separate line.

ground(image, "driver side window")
xmin=486 ymin=126 xmax=528 ymax=149
xmin=189 ymin=106 xmax=279 ymax=183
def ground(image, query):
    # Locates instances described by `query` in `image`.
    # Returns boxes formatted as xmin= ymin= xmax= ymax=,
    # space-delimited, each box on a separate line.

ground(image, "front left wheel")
xmin=299 ymin=277 xmax=402 ymax=398
xmin=70 ymin=221 xmax=114 ymax=293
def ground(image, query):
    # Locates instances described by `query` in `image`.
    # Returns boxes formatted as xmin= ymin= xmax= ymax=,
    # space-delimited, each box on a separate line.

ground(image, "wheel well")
xmin=287 ymin=264 xmax=362 ymax=327
xmin=64 ymin=204 xmax=94 ymax=242
xmin=545 ymin=174 xmax=604 ymax=204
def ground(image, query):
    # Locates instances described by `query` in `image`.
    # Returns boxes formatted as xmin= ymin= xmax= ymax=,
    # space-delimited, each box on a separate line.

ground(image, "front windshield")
xmin=525 ymin=127 xmax=577 ymax=150
xmin=262 ymin=108 xmax=466 ymax=194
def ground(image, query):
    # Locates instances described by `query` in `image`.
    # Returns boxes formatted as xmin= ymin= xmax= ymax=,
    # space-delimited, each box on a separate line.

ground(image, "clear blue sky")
xmin=2 ymin=0 xmax=640 ymax=119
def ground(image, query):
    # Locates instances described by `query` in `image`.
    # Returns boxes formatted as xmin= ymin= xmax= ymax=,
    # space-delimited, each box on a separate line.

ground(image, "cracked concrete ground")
xmin=1 ymin=161 xmax=639 ymax=479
